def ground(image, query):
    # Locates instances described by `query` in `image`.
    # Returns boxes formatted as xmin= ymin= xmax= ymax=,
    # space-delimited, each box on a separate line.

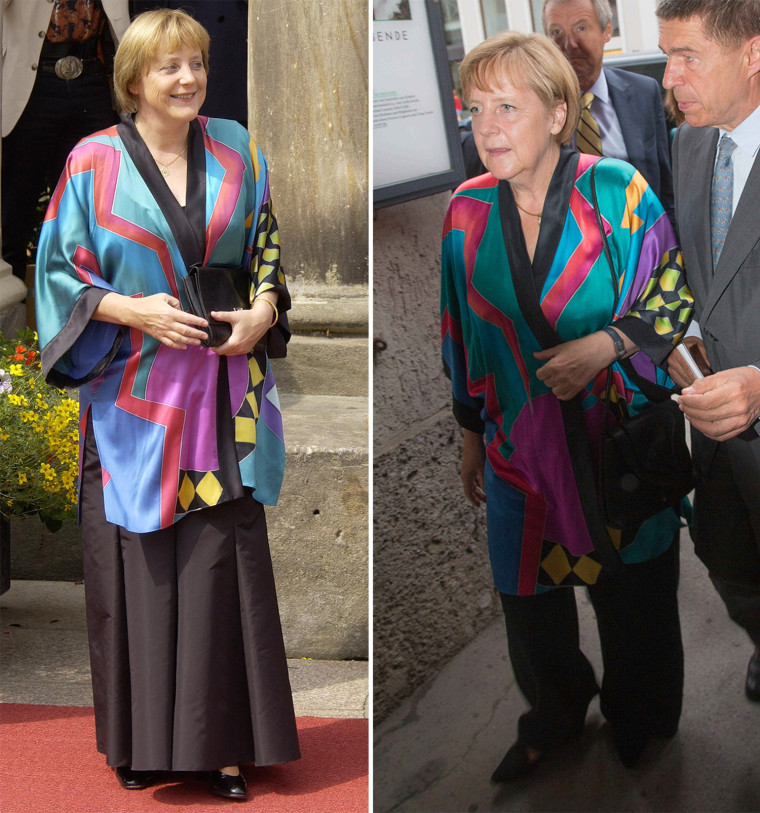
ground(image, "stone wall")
xmin=373 ymin=193 xmax=499 ymax=721
xmin=248 ymin=1 xmax=368 ymax=286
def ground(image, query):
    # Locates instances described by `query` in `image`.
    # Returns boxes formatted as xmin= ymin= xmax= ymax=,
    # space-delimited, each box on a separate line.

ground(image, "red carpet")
xmin=0 ymin=704 xmax=368 ymax=812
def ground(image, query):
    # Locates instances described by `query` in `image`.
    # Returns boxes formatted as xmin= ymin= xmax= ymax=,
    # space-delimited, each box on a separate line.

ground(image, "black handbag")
xmin=182 ymin=264 xmax=250 ymax=348
xmin=590 ymin=165 xmax=695 ymax=531
xmin=600 ymin=382 xmax=694 ymax=530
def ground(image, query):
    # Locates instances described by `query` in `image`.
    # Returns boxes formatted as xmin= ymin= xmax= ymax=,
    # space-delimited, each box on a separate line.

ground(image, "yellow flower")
xmin=17 ymin=472 xmax=27 ymax=485
xmin=7 ymin=393 xmax=27 ymax=406
xmin=39 ymin=463 xmax=56 ymax=481
xmin=0 ymin=430 xmax=8 ymax=441
xmin=20 ymin=411 xmax=38 ymax=423
xmin=9 ymin=364 xmax=23 ymax=376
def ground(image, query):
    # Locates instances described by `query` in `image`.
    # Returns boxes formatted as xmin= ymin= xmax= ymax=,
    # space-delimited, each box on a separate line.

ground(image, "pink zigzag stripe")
xmin=72 ymin=246 xmax=100 ymax=286
xmin=540 ymin=157 xmax=606 ymax=328
xmin=115 ymin=322 xmax=186 ymax=529
xmin=199 ymin=119 xmax=245 ymax=262
xmin=453 ymin=194 xmax=532 ymax=406
xmin=50 ymin=139 xmax=180 ymax=298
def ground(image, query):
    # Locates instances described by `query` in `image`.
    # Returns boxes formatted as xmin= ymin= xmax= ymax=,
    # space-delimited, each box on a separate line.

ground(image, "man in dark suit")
xmin=542 ymin=0 xmax=675 ymax=224
xmin=658 ymin=0 xmax=760 ymax=704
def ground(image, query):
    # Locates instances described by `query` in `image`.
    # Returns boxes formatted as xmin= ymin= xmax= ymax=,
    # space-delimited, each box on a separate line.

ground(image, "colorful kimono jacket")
xmin=441 ymin=149 xmax=693 ymax=596
xmin=36 ymin=115 xmax=290 ymax=534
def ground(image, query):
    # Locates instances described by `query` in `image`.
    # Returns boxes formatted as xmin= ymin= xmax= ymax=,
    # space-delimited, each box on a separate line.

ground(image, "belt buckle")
xmin=54 ymin=55 xmax=84 ymax=80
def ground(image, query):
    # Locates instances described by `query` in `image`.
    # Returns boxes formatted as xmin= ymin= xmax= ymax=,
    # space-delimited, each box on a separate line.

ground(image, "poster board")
xmin=373 ymin=0 xmax=465 ymax=208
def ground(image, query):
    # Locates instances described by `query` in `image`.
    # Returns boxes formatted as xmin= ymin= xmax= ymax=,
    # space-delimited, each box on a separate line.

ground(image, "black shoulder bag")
xmin=589 ymin=165 xmax=695 ymax=532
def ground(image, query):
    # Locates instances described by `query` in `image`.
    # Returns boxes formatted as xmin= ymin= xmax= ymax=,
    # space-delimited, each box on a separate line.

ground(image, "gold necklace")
xmin=514 ymin=199 xmax=542 ymax=225
xmin=154 ymin=146 xmax=187 ymax=177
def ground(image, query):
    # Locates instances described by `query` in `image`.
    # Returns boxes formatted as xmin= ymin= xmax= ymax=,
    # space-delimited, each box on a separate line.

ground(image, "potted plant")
xmin=0 ymin=329 xmax=79 ymax=592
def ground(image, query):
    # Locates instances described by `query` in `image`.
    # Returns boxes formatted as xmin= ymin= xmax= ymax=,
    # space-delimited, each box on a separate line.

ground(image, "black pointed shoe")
xmin=209 ymin=770 xmax=248 ymax=801
xmin=490 ymin=741 xmax=542 ymax=782
xmin=746 ymin=648 xmax=760 ymax=703
xmin=114 ymin=766 xmax=157 ymax=790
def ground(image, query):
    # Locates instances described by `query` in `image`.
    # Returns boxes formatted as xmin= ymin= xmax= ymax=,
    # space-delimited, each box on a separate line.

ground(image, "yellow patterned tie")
xmin=577 ymin=92 xmax=602 ymax=156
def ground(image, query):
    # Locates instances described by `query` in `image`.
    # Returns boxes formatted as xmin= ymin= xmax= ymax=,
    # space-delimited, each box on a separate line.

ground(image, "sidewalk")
xmin=374 ymin=531 xmax=760 ymax=812
xmin=0 ymin=580 xmax=368 ymax=718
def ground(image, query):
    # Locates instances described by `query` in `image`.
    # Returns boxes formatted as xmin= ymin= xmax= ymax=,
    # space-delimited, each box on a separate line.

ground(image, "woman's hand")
xmin=210 ymin=298 xmax=276 ymax=356
xmin=461 ymin=429 xmax=486 ymax=507
xmin=534 ymin=330 xmax=624 ymax=400
xmin=94 ymin=292 xmax=209 ymax=349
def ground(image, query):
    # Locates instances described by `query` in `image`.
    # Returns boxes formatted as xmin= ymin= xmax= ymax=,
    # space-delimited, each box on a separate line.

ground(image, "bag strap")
xmin=499 ymin=168 xmax=624 ymax=573
xmin=590 ymin=162 xmax=674 ymax=405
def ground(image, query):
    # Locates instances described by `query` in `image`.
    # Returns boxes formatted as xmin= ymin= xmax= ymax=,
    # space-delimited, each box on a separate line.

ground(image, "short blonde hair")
xmin=459 ymin=31 xmax=581 ymax=145
xmin=114 ymin=9 xmax=210 ymax=115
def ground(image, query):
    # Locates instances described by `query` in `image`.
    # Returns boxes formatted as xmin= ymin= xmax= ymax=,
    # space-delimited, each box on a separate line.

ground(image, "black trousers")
xmin=80 ymin=419 xmax=300 ymax=771
xmin=691 ymin=442 xmax=760 ymax=648
xmin=2 ymin=68 xmax=117 ymax=280
xmin=499 ymin=537 xmax=683 ymax=749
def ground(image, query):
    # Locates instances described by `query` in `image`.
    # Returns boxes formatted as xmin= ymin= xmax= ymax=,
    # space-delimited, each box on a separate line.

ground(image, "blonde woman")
xmin=36 ymin=10 xmax=299 ymax=801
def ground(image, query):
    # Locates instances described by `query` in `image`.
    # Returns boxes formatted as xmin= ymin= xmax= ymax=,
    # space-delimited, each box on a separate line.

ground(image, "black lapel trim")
xmin=531 ymin=147 xmax=580 ymax=294
xmin=116 ymin=115 xmax=206 ymax=270
xmin=498 ymin=148 xmax=623 ymax=573
xmin=497 ymin=147 xmax=579 ymax=347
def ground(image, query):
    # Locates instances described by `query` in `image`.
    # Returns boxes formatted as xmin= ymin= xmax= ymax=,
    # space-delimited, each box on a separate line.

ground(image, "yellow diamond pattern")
xmin=178 ymin=473 xmax=196 ymax=511
xmin=542 ymin=545 xmax=573 ymax=585
xmin=573 ymin=555 xmax=602 ymax=584
xmin=235 ymin=416 xmax=257 ymax=444
xmin=195 ymin=472 xmax=223 ymax=506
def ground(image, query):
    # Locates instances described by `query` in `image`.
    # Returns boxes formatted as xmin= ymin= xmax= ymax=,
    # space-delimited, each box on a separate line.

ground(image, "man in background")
xmin=542 ymin=0 xmax=675 ymax=223
xmin=1 ymin=0 xmax=129 ymax=282
xmin=658 ymin=0 xmax=760 ymax=705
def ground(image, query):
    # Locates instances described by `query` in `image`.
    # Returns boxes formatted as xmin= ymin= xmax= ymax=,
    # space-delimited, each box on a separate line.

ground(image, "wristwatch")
xmin=602 ymin=326 xmax=626 ymax=361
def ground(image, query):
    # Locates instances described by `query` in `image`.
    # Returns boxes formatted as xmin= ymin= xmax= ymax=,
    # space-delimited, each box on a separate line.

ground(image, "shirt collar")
xmin=720 ymin=104 xmax=760 ymax=158
xmin=587 ymin=69 xmax=610 ymax=105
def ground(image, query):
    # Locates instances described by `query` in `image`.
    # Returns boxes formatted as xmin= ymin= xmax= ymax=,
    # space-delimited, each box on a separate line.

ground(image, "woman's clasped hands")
xmin=534 ymin=330 xmax=620 ymax=400
xmin=210 ymin=297 xmax=276 ymax=356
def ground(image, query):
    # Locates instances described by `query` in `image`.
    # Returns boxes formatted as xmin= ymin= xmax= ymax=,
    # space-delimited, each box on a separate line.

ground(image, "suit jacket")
xmin=672 ymin=122 xmax=760 ymax=476
xmin=1 ymin=0 xmax=130 ymax=137
xmin=604 ymin=67 xmax=675 ymax=225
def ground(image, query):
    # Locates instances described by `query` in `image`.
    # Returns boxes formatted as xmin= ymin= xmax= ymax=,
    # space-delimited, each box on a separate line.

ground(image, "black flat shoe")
xmin=746 ymin=648 xmax=760 ymax=702
xmin=612 ymin=726 xmax=648 ymax=768
xmin=490 ymin=741 xmax=542 ymax=783
xmin=115 ymin=766 xmax=157 ymax=790
xmin=209 ymin=770 xmax=248 ymax=801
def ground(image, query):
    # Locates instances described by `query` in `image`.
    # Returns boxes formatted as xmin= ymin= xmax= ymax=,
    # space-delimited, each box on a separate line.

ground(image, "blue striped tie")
xmin=710 ymin=134 xmax=737 ymax=270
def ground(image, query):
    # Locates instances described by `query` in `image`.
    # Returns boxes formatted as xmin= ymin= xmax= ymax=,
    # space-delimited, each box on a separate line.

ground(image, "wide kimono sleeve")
xmin=591 ymin=159 xmax=693 ymax=366
xmin=245 ymin=140 xmax=291 ymax=357
xmin=441 ymin=194 xmax=486 ymax=434
xmin=35 ymin=141 xmax=125 ymax=389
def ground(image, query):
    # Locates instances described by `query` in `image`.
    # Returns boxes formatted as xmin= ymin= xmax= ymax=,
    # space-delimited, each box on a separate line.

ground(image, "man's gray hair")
xmin=542 ymin=0 xmax=614 ymax=31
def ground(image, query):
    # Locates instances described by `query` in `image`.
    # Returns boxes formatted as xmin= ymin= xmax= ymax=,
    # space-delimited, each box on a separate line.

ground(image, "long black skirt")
xmin=79 ymin=422 xmax=301 ymax=771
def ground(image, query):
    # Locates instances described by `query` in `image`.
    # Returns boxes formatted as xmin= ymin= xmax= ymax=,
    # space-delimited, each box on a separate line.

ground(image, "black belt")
xmin=38 ymin=56 xmax=104 ymax=80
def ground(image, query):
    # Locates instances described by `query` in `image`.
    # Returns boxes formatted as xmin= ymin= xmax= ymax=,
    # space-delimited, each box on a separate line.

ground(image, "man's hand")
xmin=678 ymin=365 xmax=760 ymax=441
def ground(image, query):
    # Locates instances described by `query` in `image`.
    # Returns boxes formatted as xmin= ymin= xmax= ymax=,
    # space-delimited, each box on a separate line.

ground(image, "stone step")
xmin=270 ymin=394 xmax=368 ymax=659
xmin=271 ymin=334 xmax=367 ymax=397
xmin=7 ymin=393 xmax=368 ymax=660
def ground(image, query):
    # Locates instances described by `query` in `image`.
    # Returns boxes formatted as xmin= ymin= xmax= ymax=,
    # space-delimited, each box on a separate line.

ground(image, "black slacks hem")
xmin=499 ymin=536 xmax=683 ymax=749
